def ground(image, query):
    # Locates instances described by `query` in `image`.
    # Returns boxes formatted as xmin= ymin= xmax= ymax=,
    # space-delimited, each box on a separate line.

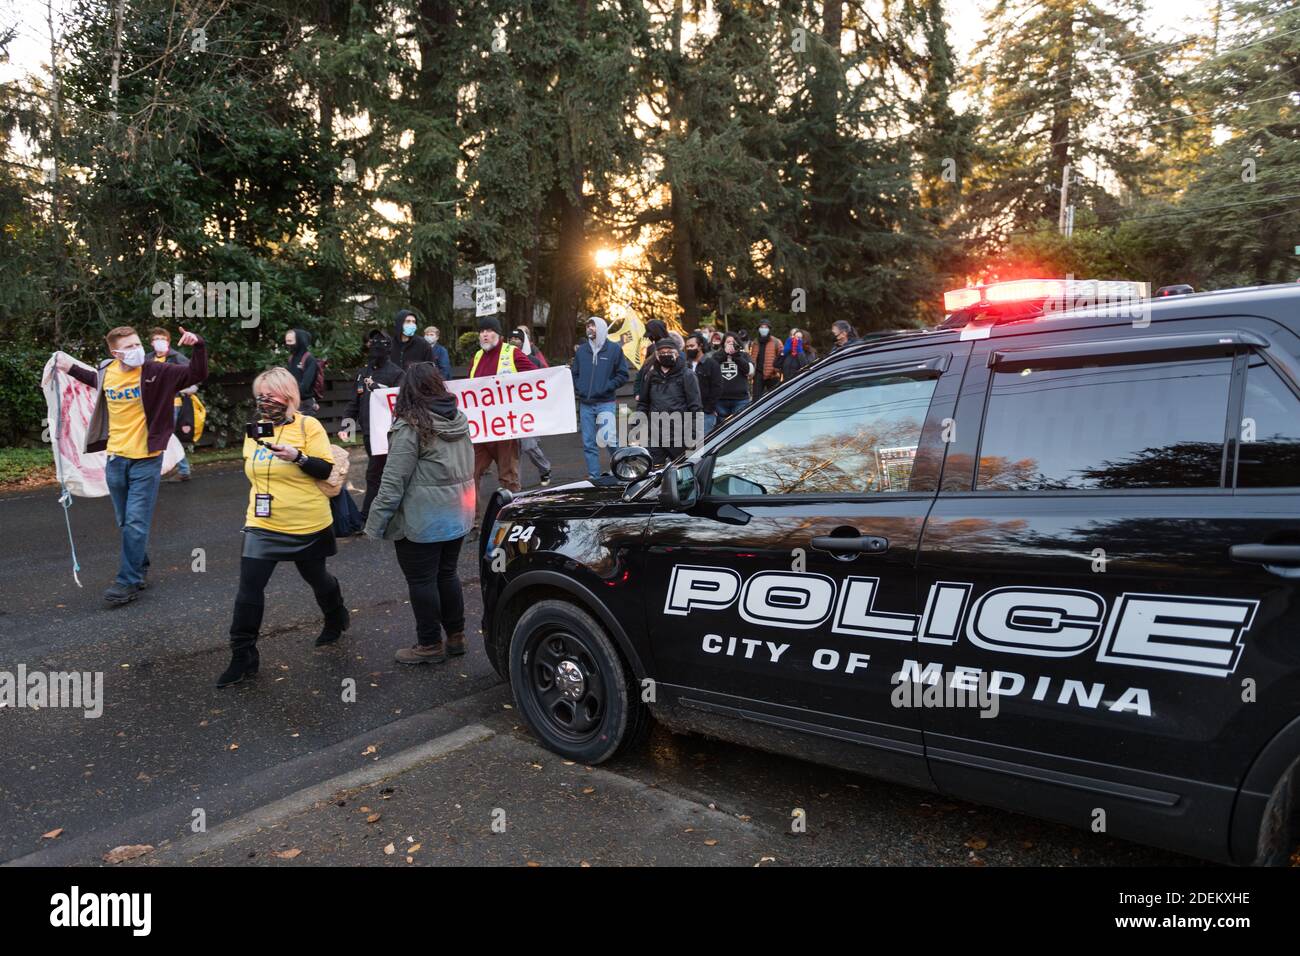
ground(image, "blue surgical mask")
xmin=403 ymin=322 xmax=417 ymax=337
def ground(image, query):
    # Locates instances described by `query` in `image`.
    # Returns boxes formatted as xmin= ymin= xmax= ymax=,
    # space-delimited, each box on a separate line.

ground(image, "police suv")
xmin=480 ymin=279 xmax=1300 ymax=865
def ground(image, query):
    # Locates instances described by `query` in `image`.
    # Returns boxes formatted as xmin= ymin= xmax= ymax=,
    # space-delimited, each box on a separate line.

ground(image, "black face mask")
xmin=658 ymin=353 xmax=676 ymax=368
xmin=368 ymin=344 xmax=388 ymax=364
xmin=685 ymin=347 xmax=700 ymax=359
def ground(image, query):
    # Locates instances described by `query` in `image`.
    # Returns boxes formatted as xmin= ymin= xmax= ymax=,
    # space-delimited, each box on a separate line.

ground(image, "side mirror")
xmin=610 ymin=445 xmax=653 ymax=482
xmin=659 ymin=462 xmax=698 ymax=510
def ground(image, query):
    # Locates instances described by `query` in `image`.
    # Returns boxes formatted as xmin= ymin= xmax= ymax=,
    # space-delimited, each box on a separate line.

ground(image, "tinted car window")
xmin=1238 ymin=357 xmax=1300 ymax=488
xmin=977 ymin=356 xmax=1231 ymax=490
xmin=708 ymin=374 xmax=938 ymax=496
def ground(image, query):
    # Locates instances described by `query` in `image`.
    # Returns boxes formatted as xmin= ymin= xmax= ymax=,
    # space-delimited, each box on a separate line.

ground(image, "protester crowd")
xmin=50 ymin=311 xmax=857 ymax=688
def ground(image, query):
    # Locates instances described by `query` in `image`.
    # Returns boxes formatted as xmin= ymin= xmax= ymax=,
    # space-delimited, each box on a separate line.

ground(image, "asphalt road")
xmin=0 ymin=425 xmax=1196 ymax=867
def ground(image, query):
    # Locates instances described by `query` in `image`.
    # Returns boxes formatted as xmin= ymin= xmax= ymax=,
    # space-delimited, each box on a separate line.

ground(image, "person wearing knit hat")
xmin=467 ymin=313 xmax=536 ymax=520
xmin=636 ymin=333 xmax=701 ymax=465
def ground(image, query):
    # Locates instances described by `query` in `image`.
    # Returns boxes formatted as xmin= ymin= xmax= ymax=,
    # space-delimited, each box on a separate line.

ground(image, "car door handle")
xmin=811 ymin=535 xmax=889 ymax=554
xmin=1230 ymin=544 xmax=1300 ymax=566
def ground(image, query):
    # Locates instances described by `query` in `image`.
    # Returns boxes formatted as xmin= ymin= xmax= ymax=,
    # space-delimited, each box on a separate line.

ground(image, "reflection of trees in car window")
xmin=709 ymin=376 xmax=937 ymax=495
xmin=977 ymin=358 xmax=1232 ymax=491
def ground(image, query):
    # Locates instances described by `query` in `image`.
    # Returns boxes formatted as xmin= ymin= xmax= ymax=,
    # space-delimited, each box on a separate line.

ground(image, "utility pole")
xmin=1058 ymin=163 xmax=1071 ymax=235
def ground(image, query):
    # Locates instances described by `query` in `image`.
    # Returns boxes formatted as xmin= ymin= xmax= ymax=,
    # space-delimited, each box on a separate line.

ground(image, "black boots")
xmin=315 ymin=577 xmax=351 ymax=646
xmin=217 ymin=602 xmax=263 ymax=688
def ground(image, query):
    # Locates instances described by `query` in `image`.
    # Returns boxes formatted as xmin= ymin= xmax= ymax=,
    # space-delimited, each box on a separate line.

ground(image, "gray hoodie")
xmin=588 ymin=315 xmax=608 ymax=354
xmin=363 ymin=402 xmax=475 ymax=543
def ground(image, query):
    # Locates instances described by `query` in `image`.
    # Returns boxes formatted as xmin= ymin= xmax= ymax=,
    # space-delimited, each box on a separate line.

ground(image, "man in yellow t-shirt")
xmin=56 ymin=324 xmax=207 ymax=606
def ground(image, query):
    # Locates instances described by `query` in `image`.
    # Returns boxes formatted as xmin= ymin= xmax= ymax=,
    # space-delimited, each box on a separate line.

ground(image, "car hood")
xmin=508 ymin=477 xmax=633 ymax=514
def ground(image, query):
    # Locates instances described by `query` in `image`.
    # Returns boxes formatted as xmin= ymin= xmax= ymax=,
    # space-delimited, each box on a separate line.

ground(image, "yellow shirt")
xmin=243 ymin=415 xmax=333 ymax=535
xmin=103 ymin=364 xmax=161 ymax=459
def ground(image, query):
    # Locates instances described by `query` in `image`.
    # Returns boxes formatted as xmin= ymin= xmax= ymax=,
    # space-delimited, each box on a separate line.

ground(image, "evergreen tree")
xmin=966 ymin=0 xmax=1184 ymax=238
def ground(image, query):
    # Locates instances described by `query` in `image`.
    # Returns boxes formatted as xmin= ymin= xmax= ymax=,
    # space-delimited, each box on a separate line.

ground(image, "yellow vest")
xmin=470 ymin=343 xmax=518 ymax=377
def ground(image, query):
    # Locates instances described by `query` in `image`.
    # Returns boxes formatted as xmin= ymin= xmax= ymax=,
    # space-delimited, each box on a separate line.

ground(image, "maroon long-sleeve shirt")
xmin=67 ymin=338 xmax=208 ymax=455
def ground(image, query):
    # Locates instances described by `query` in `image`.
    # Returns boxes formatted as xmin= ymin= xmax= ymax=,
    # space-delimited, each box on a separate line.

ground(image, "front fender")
xmin=495 ymin=569 xmax=650 ymax=681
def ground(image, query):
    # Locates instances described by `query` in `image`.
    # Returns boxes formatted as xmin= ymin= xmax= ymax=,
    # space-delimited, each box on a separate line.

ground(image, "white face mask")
xmin=120 ymin=346 xmax=146 ymax=368
xmin=152 ymin=339 xmax=168 ymax=354
xmin=425 ymin=335 xmax=437 ymax=344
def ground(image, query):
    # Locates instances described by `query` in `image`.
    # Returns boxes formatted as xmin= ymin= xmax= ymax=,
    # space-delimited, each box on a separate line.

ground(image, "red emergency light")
xmin=942 ymin=278 xmax=1149 ymax=315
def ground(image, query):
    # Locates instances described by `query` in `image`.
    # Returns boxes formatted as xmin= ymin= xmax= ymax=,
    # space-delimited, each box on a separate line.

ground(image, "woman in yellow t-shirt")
xmin=217 ymin=367 xmax=350 ymax=688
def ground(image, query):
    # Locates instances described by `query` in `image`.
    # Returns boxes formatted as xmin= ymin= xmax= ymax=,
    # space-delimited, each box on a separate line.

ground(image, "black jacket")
xmin=687 ymin=355 xmax=722 ymax=413
xmin=344 ymin=357 xmax=405 ymax=434
xmin=782 ymin=348 xmax=815 ymax=379
xmin=637 ymin=355 xmax=702 ymax=414
xmin=392 ymin=310 xmax=434 ymax=369
xmin=714 ymin=351 xmax=752 ymax=402
xmin=289 ymin=328 xmax=320 ymax=410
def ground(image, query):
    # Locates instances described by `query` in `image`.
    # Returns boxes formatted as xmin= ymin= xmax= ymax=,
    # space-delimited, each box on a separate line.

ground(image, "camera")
xmin=245 ymin=420 xmax=274 ymax=441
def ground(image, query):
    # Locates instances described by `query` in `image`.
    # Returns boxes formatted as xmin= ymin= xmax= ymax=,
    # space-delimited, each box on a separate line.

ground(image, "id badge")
xmin=254 ymin=493 xmax=272 ymax=518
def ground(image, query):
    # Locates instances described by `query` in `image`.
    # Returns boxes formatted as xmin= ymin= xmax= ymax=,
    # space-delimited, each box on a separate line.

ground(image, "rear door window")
xmin=977 ymin=355 xmax=1233 ymax=490
xmin=1237 ymin=356 xmax=1300 ymax=488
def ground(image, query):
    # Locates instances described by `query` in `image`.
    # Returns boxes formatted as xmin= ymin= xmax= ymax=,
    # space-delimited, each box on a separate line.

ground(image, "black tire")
xmin=508 ymin=599 xmax=650 ymax=764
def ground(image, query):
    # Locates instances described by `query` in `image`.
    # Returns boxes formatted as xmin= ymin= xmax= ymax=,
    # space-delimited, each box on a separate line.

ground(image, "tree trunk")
xmin=409 ymin=0 xmax=457 ymax=330
xmin=666 ymin=0 xmax=699 ymax=327
xmin=807 ymin=0 xmax=844 ymax=333
xmin=549 ymin=179 xmax=585 ymax=358
xmin=1046 ymin=10 xmax=1074 ymax=222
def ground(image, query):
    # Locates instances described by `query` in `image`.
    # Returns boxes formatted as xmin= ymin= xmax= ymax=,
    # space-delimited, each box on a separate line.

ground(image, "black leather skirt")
xmin=241 ymin=526 xmax=337 ymax=561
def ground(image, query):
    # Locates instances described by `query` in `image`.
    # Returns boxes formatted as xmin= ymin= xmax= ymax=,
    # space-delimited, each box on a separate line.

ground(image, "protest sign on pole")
xmin=474 ymin=263 xmax=499 ymax=317
xmin=367 ymin=365 xmax=576 ymax=455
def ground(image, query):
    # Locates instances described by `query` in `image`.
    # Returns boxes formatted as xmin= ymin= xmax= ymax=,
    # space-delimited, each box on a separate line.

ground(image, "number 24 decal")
xmin=507 ymin=524 xmax=535 ymax=543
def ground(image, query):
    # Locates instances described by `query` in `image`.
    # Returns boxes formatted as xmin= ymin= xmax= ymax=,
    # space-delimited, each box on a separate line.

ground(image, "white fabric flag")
xmin=42 ymin=355 xmax=186 ymax=497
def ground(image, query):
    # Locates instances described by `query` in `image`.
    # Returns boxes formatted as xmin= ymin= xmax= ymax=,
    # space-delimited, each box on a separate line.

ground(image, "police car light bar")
xmin=943 ymin=278 xmax=1150 ymax=314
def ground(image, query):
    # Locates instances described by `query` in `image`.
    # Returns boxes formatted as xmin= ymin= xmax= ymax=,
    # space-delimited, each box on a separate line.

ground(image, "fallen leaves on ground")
xmin=103 ymin=845 xmax=153 ymax=864
xmin=41 ymin=828 xmax=63 ymax=840
xmin=272 ymin=848 xmax=301 ymax=860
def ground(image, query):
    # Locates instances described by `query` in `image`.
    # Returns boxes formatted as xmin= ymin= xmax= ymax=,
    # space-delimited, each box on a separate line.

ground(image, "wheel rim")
xmin=525 ymin=627 xmax=607 ymax=743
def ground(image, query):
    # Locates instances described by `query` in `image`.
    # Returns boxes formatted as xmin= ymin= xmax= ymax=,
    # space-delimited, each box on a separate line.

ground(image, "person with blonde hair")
xmin=217 ymin=367 xmax=349 ymax=688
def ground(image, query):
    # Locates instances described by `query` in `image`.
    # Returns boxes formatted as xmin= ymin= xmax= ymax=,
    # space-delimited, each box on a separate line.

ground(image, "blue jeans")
xmin=702 ymin=412 xmax=717 ymax=436
xmin=105 ymin=454 xmax=162 ymax=587
xmin=714 ymin=398 xmax=750 ymax=425
xmin=580 ymin=401 xmax=618 ymax=478
xmin=172 ymin=406 xmax=191 ymax=476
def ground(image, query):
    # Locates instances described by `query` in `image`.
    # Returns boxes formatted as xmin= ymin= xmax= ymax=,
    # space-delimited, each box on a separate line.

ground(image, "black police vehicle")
xmin=480 ymin=278 xmax=1300 ymax=865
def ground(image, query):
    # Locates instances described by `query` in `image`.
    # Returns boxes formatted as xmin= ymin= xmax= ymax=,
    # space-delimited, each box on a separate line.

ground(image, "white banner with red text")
xmin=367 ymin=365 xmax=576 ymax=455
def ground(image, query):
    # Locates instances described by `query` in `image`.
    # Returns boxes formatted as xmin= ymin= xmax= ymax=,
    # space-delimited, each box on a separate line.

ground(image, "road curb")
xmin=142 ymin=722 xmax=496 ymax=864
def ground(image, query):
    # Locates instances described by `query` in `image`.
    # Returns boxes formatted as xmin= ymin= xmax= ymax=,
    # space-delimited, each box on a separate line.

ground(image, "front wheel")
xmin=508 ymin=599 xmax=648 ymax=764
